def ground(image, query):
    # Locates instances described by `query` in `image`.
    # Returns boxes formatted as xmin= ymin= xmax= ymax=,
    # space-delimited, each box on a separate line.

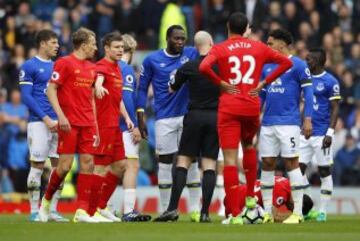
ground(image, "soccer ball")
xmin=241 ymin=205 xmax=265 ymax=224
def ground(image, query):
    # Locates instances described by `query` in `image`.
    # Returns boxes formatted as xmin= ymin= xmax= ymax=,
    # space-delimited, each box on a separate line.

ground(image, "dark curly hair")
xmin=269 ymin=29 xmax=293 ymax=45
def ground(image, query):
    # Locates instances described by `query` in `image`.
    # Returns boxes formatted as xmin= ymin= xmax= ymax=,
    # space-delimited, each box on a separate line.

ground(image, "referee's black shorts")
xmin=178 ymin=109 xmax=219 ymax=160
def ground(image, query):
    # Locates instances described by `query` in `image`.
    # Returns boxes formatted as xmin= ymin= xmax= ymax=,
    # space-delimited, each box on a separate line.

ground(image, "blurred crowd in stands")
xmin=1 ymin=0 xmax=360 ymax=196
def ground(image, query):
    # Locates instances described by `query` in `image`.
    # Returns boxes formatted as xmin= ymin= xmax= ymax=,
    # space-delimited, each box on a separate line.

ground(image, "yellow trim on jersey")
xmin=19 ymin=81 xmax=33 ymax=85
xmin=329 ymin=96 xmax=341 ymax=100
xmin=126 ymin=156 xmax=138 ymax=159
xmin=123 ymin=87 xmax=134 ymax=92
xmin=301 ymin=83 xmax=312 ymax=87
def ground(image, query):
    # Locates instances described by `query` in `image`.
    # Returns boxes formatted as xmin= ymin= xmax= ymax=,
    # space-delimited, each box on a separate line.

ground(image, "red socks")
xmin=223 ymin=165 xmax=241 ymax=217
xmin=77 ymin=173 xmax=92 ymax=211
xmin=98 ymin=171 xmax=119 ymax=210
xmin=243 ymin=148 xmax=257 ymax=197
xmin=87 ymin=174 xmax=104 ymax=216
xmin=45 ymin=170 xmax=64 ymax=201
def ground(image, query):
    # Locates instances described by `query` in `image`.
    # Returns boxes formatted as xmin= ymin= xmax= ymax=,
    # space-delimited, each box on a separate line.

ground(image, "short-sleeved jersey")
xmin=205 ymin=36 xmax=291 ymax=116
xmin=261 ymin=56 xmax=312 ymax=126
xmin=137 ymin=47 xmax=198 ymax=120
xmin=95 ymin=58 xmax=123 ymax=128
xmin=119 ymin=60 xmax=136 ymax=131
xmin=312 ymin=71 xmax=341 ymax=136
xmin=255 ymin=176 xmax=291 ymax=208
xmin=50 ymin=54 xmax=96 ymax=127
xmin=19 ymin=57 xmax=57 ymax=122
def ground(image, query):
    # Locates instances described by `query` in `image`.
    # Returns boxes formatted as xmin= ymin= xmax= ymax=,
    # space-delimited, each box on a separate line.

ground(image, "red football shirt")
xmin=255 ymin=176 xmax=291 ymax=208
xmin=95 ymin=58 xmax=123 ymax=127
xmin=50 ymin=54 xmax=96 ymax=127
xmin=199 ymin=35 xmax=292 ymax=116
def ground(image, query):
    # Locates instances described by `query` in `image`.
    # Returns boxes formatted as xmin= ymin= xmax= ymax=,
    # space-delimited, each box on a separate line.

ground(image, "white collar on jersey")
xmin=163 ymin=49 xmax=180 ymax=58
xmin=312 ymin=71 xmax=327 ymax=78
xmin=35 ymin=55 xmax=52 ymax=63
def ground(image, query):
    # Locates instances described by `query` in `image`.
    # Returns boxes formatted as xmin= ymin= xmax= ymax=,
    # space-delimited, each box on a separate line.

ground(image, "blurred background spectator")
xmin=0 ymin=0 xmax=360 ymax=197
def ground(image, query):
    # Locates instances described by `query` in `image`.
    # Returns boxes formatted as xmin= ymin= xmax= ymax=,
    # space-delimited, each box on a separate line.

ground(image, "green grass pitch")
xmin=0 ymin=214 xmax=359 ymax=241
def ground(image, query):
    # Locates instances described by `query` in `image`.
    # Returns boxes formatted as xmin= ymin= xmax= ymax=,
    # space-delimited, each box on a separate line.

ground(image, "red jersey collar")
xmin=102 ymin=57 xmax=118 ymax=67
xmin=229 ymin=35 xmax=246 ymax=41
xmin=70 ymin=53 xmax=87 ymax=62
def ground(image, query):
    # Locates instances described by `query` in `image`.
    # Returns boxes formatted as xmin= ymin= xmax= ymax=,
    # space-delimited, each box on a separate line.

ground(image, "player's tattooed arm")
xmin=47 ymin=82 xmax=71 ymax=132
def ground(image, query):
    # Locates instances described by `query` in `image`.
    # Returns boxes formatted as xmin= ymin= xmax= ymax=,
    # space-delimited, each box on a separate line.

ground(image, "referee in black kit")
xmin=154 ymin=31 xmax=221 ymax=223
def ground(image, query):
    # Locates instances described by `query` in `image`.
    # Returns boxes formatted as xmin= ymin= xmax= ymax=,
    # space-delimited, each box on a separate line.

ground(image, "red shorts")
xmin=57 ymin=125 xmax=96 ymax=154
xmin=94 ymin=127 xmax=125 ymax=165
xmin=218 ymin=111 xmax=260 ymax=149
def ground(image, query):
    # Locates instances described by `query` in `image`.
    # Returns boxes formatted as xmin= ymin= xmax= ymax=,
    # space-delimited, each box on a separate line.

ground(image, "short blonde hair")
xmin=72 ymin=27 xmax=96 ymax=50
xmin=122 ymin=34 xmax=137 ymax=53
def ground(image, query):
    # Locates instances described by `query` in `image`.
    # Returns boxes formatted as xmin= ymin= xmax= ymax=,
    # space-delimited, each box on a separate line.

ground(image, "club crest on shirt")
xmin=75 ymin=69 xmax=81 ymax=74
xmin=159 ymin=63 xmax=166 ymax=68
xmin=19 ymin=70 xmax=25 ymax=80
xmin=126 ymin=75 xmax=134 ymax=84
xmin=316 ymin=82 xmax=325 ymax=91
xmin=39 ymin=68 xmax=44 ymax=73
xmin=180 ymin=56 xmax=189 ymax=64
xmin=51 ymin=71 xmax=60 ymax=81
xmin=276 ymin=197 xmax=285 ymax=205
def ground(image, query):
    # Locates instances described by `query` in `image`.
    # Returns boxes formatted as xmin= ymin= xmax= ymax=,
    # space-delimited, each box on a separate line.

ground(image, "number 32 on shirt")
xmin=228 ymin=55 xmax=255 ymax=85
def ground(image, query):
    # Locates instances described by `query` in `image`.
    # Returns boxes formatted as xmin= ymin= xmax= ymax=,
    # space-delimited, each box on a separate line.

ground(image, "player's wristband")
xmin=326 ymin=128 xmax=334 ymax=137
xmin=136 ymin=108 xmax=145 ymax=113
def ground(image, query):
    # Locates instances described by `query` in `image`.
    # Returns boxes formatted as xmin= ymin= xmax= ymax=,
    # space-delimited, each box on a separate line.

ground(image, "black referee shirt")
xmin=170 ymin=55 xmax=219 ymax=110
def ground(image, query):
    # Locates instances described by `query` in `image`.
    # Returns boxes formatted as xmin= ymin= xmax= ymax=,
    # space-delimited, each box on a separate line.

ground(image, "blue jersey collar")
xmin=312 ymin=71 xmax=327 ymax=78
xmin=163 ymin=49 xmax=180 ymax=58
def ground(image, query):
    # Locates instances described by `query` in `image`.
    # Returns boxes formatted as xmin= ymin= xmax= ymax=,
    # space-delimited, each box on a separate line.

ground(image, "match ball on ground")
xmin=241 ymin=204 xmax=265 ymax=224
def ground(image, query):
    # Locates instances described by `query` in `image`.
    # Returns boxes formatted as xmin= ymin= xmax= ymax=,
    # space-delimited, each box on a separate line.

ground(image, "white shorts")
xmin=299 ymin=135 xmax=333 ymax=166
xmin=218 ymin=143 xmax=243 ymax=162
xmin=123 ymin=130 xmax=139 ymax=159
xmin=27 ymin=121 xmax=59 ymax=162
xmin=259 ymin=125 xmax=300 ymax=158
xmin=155 ymin=116 xmax=183 ymax=155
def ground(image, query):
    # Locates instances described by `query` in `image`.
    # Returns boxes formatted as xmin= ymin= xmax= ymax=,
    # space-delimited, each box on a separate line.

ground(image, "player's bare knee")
xmin=261 ymin=157 xmax=276 ymax=171
xmin=31 ymin=161 xmax=45 ymax=170
xmin=50 ymin=157 xmax=59 ymax=167
xmin=111 ymin=160 xmax=126 ymax=176
xmin=94 ymin=165 xmax=106 ymax=176
xmin=126 ymin=159 xmax=140 ymax=172
xmin=201 ymin=158 xmax=216 ymax=171
xmin=318 ymin=165 xmax=331 ymax=178
xmin=79 ymin=154 xmax=94 ymax=172
xmin=284 ymin=157 xmax=299 ymax=171
xmin=176 ymin=155 xmax=192 ymax=169
xmin=58 ymin=163 xmax=72 ymax=176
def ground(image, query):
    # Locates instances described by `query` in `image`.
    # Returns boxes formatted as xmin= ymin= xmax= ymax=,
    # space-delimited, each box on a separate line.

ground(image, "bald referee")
xmin=154 ymin=31 xmax=219 ymax=223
